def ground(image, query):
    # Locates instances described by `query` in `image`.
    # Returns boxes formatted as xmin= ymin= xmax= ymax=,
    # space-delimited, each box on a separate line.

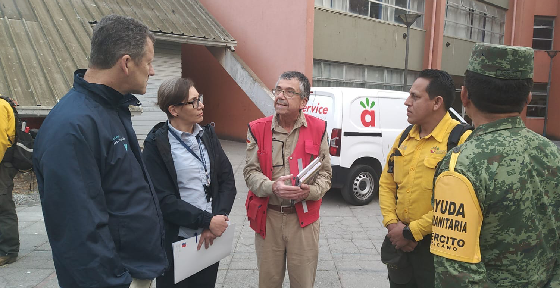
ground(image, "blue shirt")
xmin=168 ymin=122 xmax=212 ymax=238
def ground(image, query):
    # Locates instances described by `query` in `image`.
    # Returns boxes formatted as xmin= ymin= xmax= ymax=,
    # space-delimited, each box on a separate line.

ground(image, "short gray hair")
xmin=89 ymin=15 xmax=155 ymax=69
xmin=276 ymin=71 xmax=311 ymax=101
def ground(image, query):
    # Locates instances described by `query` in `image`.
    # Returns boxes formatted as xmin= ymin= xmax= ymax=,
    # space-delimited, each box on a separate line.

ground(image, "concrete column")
xmin=422 ymin=0 xmax=446 ymax=69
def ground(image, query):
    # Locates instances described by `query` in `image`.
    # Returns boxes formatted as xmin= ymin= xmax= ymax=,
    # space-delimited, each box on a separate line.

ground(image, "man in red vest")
xmin=244 ymin=71 xmax=332 ymax=288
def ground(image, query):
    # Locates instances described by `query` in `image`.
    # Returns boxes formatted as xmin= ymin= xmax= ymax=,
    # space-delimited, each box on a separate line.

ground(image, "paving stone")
xmin=339 ymin=269 xmax=390 ymax=288
xmin=0 ymin=268 xmax=54 ymax=288
xmin=221 ymin=269 xmax=259 ymax=288
xmin=8 ymin=139 xmax=391 ymax=288
xmin=19 ymin=221 xmax=47 ymax=236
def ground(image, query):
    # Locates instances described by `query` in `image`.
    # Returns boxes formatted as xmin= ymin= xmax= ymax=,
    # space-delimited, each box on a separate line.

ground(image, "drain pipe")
xmin=511 ymin=0 xmax=517 ymax=45
xmin=428 ymin=0 xmax=438 ymax=68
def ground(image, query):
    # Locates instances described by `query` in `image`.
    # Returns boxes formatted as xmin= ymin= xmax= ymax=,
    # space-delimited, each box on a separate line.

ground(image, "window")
xmin=316 ymin=0 xmax=425 ymax=29
xmin=313 ymin=60 xmax=420 ymax=91
xmin=533 ymin=17 xmax=555 ymax=50
xmin=527 ymin=83 xmax=548 ymax=118
xmin=444 ymin=0 xmax=506 ymax=44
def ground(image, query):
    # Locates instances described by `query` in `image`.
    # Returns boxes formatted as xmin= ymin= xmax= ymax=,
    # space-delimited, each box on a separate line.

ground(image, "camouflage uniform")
xmin=433 ymin=117 xmax=560 ymax=287
xmin=432 ymin=44 xmax=560 ymax=287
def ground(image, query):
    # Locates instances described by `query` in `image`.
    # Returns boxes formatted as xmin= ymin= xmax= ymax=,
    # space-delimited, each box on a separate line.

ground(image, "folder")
xmin=294 ymin=156 xmax=323 ymax=186
xmin=172 ymin=224 xmax=236 ymax=284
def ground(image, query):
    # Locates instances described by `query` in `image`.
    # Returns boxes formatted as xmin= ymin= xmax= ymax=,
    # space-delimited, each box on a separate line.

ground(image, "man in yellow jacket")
xmin=0 ymin=94 xmax=18 ymax=266
xmin=379 ymin=70 xmax=471 ymax=287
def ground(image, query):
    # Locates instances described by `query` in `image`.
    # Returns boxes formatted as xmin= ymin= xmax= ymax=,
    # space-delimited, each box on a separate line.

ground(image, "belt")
xmin=268 ymin=204 xmax=297 ymax=214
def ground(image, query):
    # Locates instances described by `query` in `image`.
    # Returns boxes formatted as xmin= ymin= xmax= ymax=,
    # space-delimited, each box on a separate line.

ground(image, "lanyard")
xmin=169 ymin=128 xmax=211 ymax=186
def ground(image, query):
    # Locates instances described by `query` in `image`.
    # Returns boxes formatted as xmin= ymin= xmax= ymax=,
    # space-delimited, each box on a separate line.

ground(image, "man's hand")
xmin=209 ymin=215 xmax=229 ymax=237
xmin=197 ymin=229 xmax=217 ymax=250
xmin=295 ymin=183 xmax=311 ymax=202
xmin=272 ymin=175 xmax=309 ymax=201
xmin=386 ymin=223 xmax=397 ymax=232
xmin=387 ymin=221 xmax=408 ymax=249
xmin=401 ymin=240 xmax=418 ymax=252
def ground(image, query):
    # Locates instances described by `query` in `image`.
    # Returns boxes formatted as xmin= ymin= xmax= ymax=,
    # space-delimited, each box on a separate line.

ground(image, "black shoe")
xmin=0 ymin=255 xmax=17 ymax=266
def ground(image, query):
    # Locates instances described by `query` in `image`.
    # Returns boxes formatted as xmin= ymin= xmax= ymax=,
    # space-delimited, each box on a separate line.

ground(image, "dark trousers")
xmin=157 ymin=235 xmax=220 ymax=288
xmin=389 ymin=237 xmax=434 ymax=288
xmin=0 ymin=162 xmax=19 ymax=257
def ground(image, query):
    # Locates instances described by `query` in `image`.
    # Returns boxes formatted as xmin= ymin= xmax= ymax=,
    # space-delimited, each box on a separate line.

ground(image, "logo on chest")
xmin=112 ymin=135 xmax=128 ymax=151
xmin=430 ymin=146 xmax=446 ymax=154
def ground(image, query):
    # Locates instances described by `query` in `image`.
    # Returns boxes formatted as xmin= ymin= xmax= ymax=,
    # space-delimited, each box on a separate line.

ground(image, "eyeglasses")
xmin=272 ymin=88 xmax=301 ymax=98
xmin=174 ymin=94 xmax=203 ymax=109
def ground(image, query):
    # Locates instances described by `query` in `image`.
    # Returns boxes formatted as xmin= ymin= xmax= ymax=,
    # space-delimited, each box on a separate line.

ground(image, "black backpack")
xmin=1 ymin=96 xmax=34 ymax=171
xmin=387 ymin=123 xmax=473 ymax=173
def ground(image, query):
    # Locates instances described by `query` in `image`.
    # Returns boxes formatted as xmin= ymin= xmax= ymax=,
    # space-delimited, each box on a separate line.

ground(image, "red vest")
xmin=245 ymin=114 xmax=326 ymax=239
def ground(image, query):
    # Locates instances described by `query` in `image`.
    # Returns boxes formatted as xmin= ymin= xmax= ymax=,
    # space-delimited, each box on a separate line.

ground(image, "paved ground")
xmin=0 ymin=140 xmax=390 ymax=288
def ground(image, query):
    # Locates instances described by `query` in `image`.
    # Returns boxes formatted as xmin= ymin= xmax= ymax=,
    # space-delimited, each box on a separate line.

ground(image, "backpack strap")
xmin=447 ymin=123 xmax=473 ymax=151
xmin=398 ymin=125 xmax=414 ymax=149
xmin=387 ymin=124 xmax=414 ymax=174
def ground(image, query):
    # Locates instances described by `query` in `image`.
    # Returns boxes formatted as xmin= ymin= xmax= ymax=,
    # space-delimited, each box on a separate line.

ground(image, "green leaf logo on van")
xmin=360 ymin=98 xmax=376 ymax=127
xmin=360 ymin=98 xmax=375 ymax=109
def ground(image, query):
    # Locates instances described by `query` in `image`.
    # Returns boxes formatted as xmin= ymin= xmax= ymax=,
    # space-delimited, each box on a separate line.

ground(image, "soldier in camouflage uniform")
xmin=431 ymin=43 xmax=560 ymax=287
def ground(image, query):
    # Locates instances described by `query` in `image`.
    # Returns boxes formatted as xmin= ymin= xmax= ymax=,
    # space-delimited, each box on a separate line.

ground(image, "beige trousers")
xmin=255 ymin=209 xmax=320 ymax=288
xmin=129 ymin=278 xmax=153 ymax=288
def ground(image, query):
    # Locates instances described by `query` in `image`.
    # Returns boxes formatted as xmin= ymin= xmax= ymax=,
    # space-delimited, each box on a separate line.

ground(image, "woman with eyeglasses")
xmin=142 ymin=77 xmax=236 ymax=288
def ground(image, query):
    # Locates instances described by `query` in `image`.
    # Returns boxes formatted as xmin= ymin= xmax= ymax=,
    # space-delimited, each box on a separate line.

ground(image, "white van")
xmin=305 ymin=87 xmax=410 ymax=205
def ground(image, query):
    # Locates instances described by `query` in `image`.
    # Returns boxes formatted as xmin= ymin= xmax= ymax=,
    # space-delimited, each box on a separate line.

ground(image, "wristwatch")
xmin=402 ymin=225 xmax=415 ymax=240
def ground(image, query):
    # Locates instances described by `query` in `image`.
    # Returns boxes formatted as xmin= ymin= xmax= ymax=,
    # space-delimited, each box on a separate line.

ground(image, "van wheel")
xmin=342 ymin=165 xmax=379 ymax=206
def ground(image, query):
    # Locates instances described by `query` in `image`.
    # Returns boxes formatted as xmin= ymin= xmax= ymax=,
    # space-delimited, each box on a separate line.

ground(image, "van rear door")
xmin=305 ymin=90 xmax=335 ymax=134
xmin=377 ymin=95 xmax=409 ymax=163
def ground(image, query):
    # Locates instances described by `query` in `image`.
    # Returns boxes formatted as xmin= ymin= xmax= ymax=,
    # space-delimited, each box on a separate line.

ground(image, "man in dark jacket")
xmin=32 ymin=15 xmax=167 ymax=288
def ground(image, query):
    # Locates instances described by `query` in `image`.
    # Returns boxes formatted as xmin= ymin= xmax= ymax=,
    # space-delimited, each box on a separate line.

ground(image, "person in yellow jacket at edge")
xmin=379 ymin=69 xmax=472 ymax=287
xmin=0 ymin=94 xmax=19 ymax=266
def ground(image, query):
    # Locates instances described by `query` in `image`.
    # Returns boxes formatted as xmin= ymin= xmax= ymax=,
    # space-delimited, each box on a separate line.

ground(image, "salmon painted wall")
xmin=534 ymin=0 xmax=558 ymax=16
xmin=181 ymin=44 xmax=264 ymax=141
xmin=504 ymin=0 xmax=534 ymax=47
xmin=506 ymin=0 xmax=560 ymax=138
xmin=545 ymin=1 xmax=560 ymax=139
xmin=199 ymin=0 xmax=315 ymax=88
xmin=422 ymin=0 xmax=446 ymax=69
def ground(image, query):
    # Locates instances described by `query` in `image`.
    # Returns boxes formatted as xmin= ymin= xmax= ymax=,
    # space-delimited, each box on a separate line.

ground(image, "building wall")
xmin=483 ymin=0 xmax=509 ymax=9
xmin=534 ymin=0 xmax=558 ymax=16
xmin=505 ymin=0 xmax=535 ymax=47
xmin=422 ymin=0 xmax=448 ymax=70
xmin=311 ymin=0 xmax=558 ymax=138
xmin=313 ymin=8 xmax=425 ymax=71
xmin=199 ymin=0 xmax=314 ymax=88
xmin=182 ymin=44 xmax=264 ymax=142
xmin=506 ymin=0 xmax=559 ymax=138
xmin=543 ymin=1 xmax=560 ymax=138
xmin=194 ymin=0 xmax=314 ymax=140
xmin=440 ymin=37 xmax=477 ymax=76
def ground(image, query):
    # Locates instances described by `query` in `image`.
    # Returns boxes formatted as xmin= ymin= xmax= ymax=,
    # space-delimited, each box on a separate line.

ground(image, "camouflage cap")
xmin=466 ymin=43 xmax=534 ymax=79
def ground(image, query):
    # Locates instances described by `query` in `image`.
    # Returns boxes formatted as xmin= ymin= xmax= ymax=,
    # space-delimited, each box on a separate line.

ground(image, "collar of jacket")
xmin=409 ymin=112 xmax=454 ymax=143
xmin=72 ymin=69 xmax=141 ymax=109
xmin=271 ymin=110 xmax=308 ymax=132
xmin=470 ymin=116 xmax=525 ymax=139
xmin=147 ymin=122 xmax=216 ymax=193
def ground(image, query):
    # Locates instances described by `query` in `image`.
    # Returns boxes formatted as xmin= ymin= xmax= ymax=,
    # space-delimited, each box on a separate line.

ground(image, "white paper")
xmin=172 ymin=224 xmax=236 ymax=284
